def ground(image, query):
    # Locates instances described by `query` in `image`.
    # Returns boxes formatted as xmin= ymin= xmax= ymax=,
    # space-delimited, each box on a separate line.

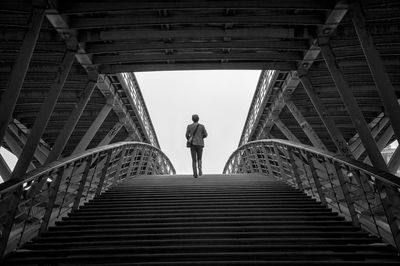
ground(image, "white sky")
xmin=136 ymin=70 xmax=261 ymax=174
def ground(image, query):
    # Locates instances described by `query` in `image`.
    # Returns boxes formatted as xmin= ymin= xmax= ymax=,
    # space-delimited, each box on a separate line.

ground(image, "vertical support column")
xmin=10 ymin=50 xmax=76 ymax=180
xmin=0 ymin=3 xmax=46 ymax=143
xmin=45 ymin=74 xmax=98 ymax=164
xmin=306 ymin=152 xmax=327 ymax=205
xmin=333 ymin=161 xmax=360 ymax=226
xmin=350 ymin=2 xmax=400 ymax=147
xmin=274 ymin=119 xmax=300 ymax=143
xmin=97 ymin=121 xmax=124 ymax=147
xmin=299 ymin=73 xmax=352 ymax=156
xmin=73 ymin=103 xmax=113 ymax=155
xmin=319 ymin=43 xmax=388 ymax=171
xmin=285 ymin=100 xmax=327 ymax=151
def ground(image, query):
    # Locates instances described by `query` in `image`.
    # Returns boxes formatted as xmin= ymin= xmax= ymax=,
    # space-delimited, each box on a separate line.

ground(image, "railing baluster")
xmin=39 ymin=167 xmax=65 ymax=233
xmin=306 ymin=152 xmax=327 ymax=205
xmin=287 ymin=147 xmax=304 ymax=190
xmin=223 ymin=139 xmax=400 ymax=251
xmin=334 ymin=162 xmax=360 ymax=226
xmin=96 ymin=150 xmax=114 ymax=196
xmin=272 ymin=143 xmax=286 ymax=181
xmin=72 ymin=155 xmax=93 ymax=211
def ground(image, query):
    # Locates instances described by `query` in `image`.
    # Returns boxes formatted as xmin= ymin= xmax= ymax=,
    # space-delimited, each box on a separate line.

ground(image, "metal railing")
xmin=0 ymin=141 xmax=175 ymax=257
xmin=224 ymin=139 xmax=400 ymax=251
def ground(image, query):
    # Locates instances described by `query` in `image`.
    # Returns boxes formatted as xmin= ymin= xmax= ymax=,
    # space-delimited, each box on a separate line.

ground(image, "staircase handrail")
xmin=224 ymin=139 xmax=400 ymax=187
xmin=0 ymin=141 xmax=175 ymax=193
xmin=223 ymin=139 xmax=400 ymax=251
xmin=0 ymin=141 xmax=175 ymax=258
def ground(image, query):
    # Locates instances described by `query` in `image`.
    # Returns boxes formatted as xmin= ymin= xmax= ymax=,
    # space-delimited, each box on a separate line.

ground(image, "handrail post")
xmin=254 ymin=145 xmax=263 ymax=174
xmin=333 ymin=161 xmax=360 ymax=227
xmin=287 ymin=147 xmax=304 ymax=190
xmin=272 ymin=143 xmax=286 ymax=181
xmin=72 ymin=155 xmax=93 ymax=211
xmin=39 ymin=167 xmax=65 ymax=233
xmin=306 ymin=152 xmax=327 ymax=205
xmin=261 ymin=145 xmax=273 ymax=177
xmin=95 ymin=150 xmax=113 ymax=196
xmin=114 ymin=146 xmax=127 ymax=182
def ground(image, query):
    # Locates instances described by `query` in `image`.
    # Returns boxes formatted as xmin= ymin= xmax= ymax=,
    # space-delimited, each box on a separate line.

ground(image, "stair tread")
xmin=5 ymin=174 xmax=399 ymax=265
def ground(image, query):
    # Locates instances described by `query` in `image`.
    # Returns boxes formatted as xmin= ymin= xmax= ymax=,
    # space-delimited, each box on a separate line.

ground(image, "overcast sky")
xmin=0 ymin=70 xmax=261 ymax=182
xmin=136 ymin=70 xmax=261 ymax=174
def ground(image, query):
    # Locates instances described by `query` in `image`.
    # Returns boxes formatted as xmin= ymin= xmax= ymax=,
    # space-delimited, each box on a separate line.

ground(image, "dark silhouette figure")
xmin=186 ymin=114 xmax=208 ymax=178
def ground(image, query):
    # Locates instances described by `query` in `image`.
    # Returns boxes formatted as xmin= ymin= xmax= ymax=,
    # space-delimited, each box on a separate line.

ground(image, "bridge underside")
xmin=0 ymin=0 xmax=399 ymax=178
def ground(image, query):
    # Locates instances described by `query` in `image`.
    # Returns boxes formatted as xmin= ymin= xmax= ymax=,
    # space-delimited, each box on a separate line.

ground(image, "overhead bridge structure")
xmin=0 ymin=0 xmax=400 ymax=264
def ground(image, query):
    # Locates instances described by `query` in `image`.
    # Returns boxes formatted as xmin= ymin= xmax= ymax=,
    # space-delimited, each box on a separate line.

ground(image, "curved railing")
xmin=224 ymin=139 xmax=400 ymax=251
xmin=0 ymin=141 xmax=175 ymax=257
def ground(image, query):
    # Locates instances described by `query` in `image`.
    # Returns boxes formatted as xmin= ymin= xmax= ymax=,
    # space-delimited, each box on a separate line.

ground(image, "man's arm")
xmin=185 ymin=125 xmax=190 ymax=140
xmin=202 ymin=125 xmax=208 ymax=138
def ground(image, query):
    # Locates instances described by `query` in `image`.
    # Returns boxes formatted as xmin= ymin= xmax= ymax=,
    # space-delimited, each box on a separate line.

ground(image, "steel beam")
xmin=72 ymin=104 xmax=113 ymax=155
xmin=81 ymin=28 xmax=313 ymax=43
xmin=352 ymin=117 xmax=390 ymax=159
xmin=86 ymin=39 xmax=309 ymax=54
xmin=61 ymin=1 xmax=335 ymax=14
xmin=350 ymin=2 xmax=400 ymax=148
xmin=274 ymin=119 xmax=300 ymax=143
xmin=97 ymin=121 xmax=124 ymax=147
xmin=71 ymin=14 xmax=323 ymax=29
xmin=364 ymin=126 xmax=395 ymax=165
xmin=388 ymin=147 xmax=400 ymax=174
xmin=285 ymin=100 xmax=327 ymax=151
xmin=46 ymin=5 xmax=144 ymax=145
xmin=94 ymin=51 xmax=302 ymax=65
xmin=3 ymin=132 xmax=35 ymax=171
xmin=299 ymin=74 xmax=352 ymax=157
xmin=95 ymin=75 xmax=143 ymax=143
xmin=256 ymin=71 xmax=300 ymax=140
xmin=252 ymin=2 xmax=348 ymax=141
xmin=0 ymin=153 xmax=11 ymax=182
xmin=348 ymin=113 xmax=387 ymax=153
xmin=116 ymin=73 xmax=158 ymax=147
xmin=45 ymin=74 xmax=98 ymax=164
xmin=99 ymin=61 xmax=297 ymax=74
xmin=319 ymin=43 xmax=388 ymax=171
xmin=10 ymin=50 xmax=76 ymax=180
xmin=7 ymin=124 xmax=48 ymax=165
xmin=0 ymin=3 xmax=46 ymax=144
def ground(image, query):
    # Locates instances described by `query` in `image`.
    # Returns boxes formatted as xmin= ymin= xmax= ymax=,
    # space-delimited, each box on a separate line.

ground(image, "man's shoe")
xmin=193 ymin=175 xmax=198 ymax=178
xmin=198 ymin=169 xmax=202 ymax=176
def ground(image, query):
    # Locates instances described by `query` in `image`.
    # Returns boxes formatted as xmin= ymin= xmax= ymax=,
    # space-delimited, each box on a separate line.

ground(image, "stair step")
xmin=7 ymin=251 xmax=399 ymax=264
xmin=54 ymin=220 xmax=354 ymax=229
xmin=4 ymin=174 xmax=399 ymax=265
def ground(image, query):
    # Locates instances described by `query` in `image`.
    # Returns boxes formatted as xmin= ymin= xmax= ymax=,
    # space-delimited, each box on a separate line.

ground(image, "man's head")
xmin=192 ymin=114 xmax=199 ymax=122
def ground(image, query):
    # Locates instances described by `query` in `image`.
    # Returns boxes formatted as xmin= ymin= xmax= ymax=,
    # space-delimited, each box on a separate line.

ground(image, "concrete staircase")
xmin=4 ymin=174 xmax=400 ymax=265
